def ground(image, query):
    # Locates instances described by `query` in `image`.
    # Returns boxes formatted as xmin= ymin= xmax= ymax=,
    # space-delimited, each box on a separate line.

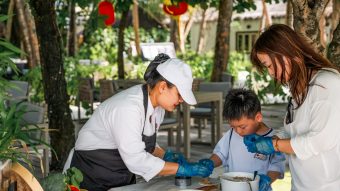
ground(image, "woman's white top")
xmin=75 ymin=85 xmax=165 ymax=181
xmin=284 ymin=68 xmax=340 ymax=191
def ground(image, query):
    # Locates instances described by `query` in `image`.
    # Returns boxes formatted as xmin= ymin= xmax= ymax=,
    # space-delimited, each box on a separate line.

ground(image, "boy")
xmin=199 ymin=88 xmax=285 ymax=191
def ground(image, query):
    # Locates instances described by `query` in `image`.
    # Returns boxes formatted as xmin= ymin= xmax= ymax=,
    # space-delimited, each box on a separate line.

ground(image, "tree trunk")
xmin=285 ymin=0 xmax=293 ymax=27
xmin=330 ymin=0 xmax=340 ymax=41
xmin=67 ymin=0 xmax=76 ymax=57
xmin=24 ymin=3 xmax=40 ymax=66
xmin=15 ymin=0 xmax=34 ymax=68
xmin=291 ymin=0 xmax=330 ymax=54
xmin=327 ymin=22 xmax=340 ymax=67
xmin=211 ymin=0 xmax=233 ymax=82
xmin=261 ymin=0 xmax=272 ymax=30
xmin=133 ymin=0 xmax=141 ymax=56
xmin=29 ymin=0 xmax=75 ymax=170
xmin=170 ymin=19 xmax=180 ymax=52
xmin=118 ymin=9 xmax=129 ymax=79
xmin=5 ymin=0 xmax=14 ymax=41
xmin=196 ymin=8 xmax=207 ymax=54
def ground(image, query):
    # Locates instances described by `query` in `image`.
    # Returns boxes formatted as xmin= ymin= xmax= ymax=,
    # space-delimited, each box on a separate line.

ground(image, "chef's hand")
xmin=259 ymin=174 xmax=271 ymax=191
xmin=163 ymin=149 xmax=186 ymax=165
xmin=198 ymin=159 xmax=214 ymax=171
xmin=243 ymin=134 xmax=275 ymax=155
xmin=176 ymin=162 xmax=212 ymax=177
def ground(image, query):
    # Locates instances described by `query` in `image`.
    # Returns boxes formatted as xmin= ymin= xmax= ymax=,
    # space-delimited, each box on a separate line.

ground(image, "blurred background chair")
xmin=159 ymin=108 xmax=181 ymax=147
xmin=77 ymin=77 xmax=95 ymax=124
xmin=190 ymin=82 xmax=232 ymax=139
xmin=99 ymin=79 xmax=118 ymax=102
xmin=5 ymin=80 xmax=29 ymax=101
xmin=113 ymin=79 xmax=144 ymax=90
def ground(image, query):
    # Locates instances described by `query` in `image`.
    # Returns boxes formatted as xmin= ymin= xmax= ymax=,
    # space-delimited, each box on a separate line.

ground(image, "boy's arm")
xmin=267 ymin=171 xmax=281 ymax=183
xmin=210 ymin=154 xmax=223 ymax=167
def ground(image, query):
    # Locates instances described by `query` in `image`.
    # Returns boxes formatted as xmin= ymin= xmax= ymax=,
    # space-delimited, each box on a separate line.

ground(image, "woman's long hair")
xmin=251 ymin=24 xmax=339 ymax=107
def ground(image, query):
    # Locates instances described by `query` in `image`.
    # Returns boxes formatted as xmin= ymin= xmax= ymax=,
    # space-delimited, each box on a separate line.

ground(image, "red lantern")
xmin=98 ymin=1 xmax=115 ymax=26
xmin=163 ymin=2 xmax=188 ymax=16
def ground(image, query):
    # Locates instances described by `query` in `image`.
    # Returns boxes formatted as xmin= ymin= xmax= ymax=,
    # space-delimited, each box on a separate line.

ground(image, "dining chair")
xmin=99 ymin=79 xmax=118 ymax=102
xmin=77 ymin=77 xmax=95 ymax=124
xmin=190 ymin=82 xmax=232 ymax=139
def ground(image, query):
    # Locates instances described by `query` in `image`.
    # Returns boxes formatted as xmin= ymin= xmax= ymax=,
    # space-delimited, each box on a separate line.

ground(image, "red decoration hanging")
xmin=163 ymin=2 xmax=188 ymax=16
xmin=98 ymin=1 xmax=115 ymax=26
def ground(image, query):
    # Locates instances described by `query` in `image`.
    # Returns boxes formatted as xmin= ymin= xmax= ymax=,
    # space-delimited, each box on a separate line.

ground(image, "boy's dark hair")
xmin=223 ymin=88 xmax=261 ymax=121
xmin=144 ymin=53 xmax=174 ymax=89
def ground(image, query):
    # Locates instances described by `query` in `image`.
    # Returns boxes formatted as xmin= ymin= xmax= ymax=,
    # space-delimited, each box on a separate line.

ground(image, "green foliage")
xmin=177 ymin=50 xmax=213 ymax=81
xmin=18 ymin=66 xmax=44 ymax=103
xmin=227 ymin=51 xmax=252 ymax=80
xmin=40 ymin=172 xmax=65 ymax=191
xmin=0 ymin=16 xmax=50 ymax=165
xmin=245 ymin=68 xmax=288 ymax=104
xmin=64 ymin=167 xmax=83 ymax=190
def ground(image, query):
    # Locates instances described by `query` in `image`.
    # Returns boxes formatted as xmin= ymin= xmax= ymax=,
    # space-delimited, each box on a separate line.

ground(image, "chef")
xmin=68 ymin=54 xmax=212 ymax=191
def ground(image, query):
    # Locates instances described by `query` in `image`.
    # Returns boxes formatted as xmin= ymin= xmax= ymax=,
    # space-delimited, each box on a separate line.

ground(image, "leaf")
xmin=0 ymin=40 xmax=24 ymax=55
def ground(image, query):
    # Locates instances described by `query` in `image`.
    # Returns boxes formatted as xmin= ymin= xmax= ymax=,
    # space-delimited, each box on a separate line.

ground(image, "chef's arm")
xmin=152 ymin=146 xmax=165 ymax=158
xmin=158 ymin=162 xmax=179 ymax=175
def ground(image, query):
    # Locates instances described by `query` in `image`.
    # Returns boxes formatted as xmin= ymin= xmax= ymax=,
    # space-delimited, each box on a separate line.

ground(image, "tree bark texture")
xmin=67 ymin=0 xmax=76 ymax=57
xmin=15 ymin=0 xmax=34 ymax=68
xmin=29 ymin=0 xmax=75 ymax=170
xmin=196 ymin=8 xmax=207 ymax=54
xmin=133 ymin=0 xmax=141 ymax=56
xmin=118 ymin=9 xmax=129 ymax=79
xmin=285 ymin=0 xmax=293 ymax=27
xmin=291 ymin=0 xmax=330 ymax=53
xmin=327 ymin=22 xmax=340 ymax=67
xmin=170 ymin=19 xmax=180 ymax=52
xmin=24 ymin=4 xmax=40 ymax=66
xmin=211 ymin=0 xmax=233 ymax=82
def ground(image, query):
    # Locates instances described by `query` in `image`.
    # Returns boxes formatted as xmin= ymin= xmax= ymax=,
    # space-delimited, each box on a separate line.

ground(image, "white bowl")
xmin=220 ymin=172 xmax=259 ymax=191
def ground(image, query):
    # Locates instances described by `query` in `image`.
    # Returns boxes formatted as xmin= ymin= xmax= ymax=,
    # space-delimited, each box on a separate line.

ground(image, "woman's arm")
xmin=158 ymin=162 xmax=179 ymax=175
xmin=272 ymin=138 xmax=294 ymax=154
xmin=153 ymin=147 xmax=165 ymax=158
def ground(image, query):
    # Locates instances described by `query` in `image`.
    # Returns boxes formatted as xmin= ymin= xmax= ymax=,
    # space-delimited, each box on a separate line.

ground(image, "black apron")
xmin=71 ymin=85 xmax=157 ymax=191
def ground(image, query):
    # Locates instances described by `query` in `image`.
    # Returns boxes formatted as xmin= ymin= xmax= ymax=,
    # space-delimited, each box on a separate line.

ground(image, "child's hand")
xmin=198 ymin=159 xmax=214 ymax=171
xmin=243 ymin=134 xmax=275 ymax=155
xmin=259 ymin=174 xmax=271 ymax=191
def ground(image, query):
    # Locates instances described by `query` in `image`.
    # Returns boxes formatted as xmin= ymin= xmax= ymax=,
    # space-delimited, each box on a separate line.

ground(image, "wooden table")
xmin=180 ymin=91 xmax=223 ymax=159
xmin=108 ymin=175 xmax=218 ymax=191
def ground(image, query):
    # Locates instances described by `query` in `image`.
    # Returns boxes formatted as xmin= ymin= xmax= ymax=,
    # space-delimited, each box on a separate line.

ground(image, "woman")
xmin=243 ymin=24 xmax=340 ymax=191
xmin=70 ymin=54 xmax=212 ymax=190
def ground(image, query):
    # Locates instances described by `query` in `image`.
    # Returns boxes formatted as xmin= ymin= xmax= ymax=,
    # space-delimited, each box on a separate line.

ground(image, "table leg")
xmin=216 ymin=99 xmax=223 ymax=140
xmin=211 ymin=102 xmax=215 ymax=146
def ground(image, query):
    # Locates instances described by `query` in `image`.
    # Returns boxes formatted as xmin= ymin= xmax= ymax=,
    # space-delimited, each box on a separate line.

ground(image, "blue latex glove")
xmin=176 ymin=162 xmax=212 ymax=177
xmin=163 ymin=149 xmax=186 ymax=164
xmin=198 ymin=159 xmax=214 ymax=171
xmin=259 ymin=174 xmax=271 ymax=191
xmin=243 ymin=134 xmax=275 ymax=155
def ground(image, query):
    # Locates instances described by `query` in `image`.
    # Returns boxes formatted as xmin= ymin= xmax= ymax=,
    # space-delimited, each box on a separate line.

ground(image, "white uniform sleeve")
xmin=291 ymin=100 xmax=340 ymax=160
xmin=213 ymin=130 xmax=232 ymax=166
xmin=268 ymin=153 xmax=286 ymax=179
xmin=110 ymin=106 xmax=165 ymax=181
